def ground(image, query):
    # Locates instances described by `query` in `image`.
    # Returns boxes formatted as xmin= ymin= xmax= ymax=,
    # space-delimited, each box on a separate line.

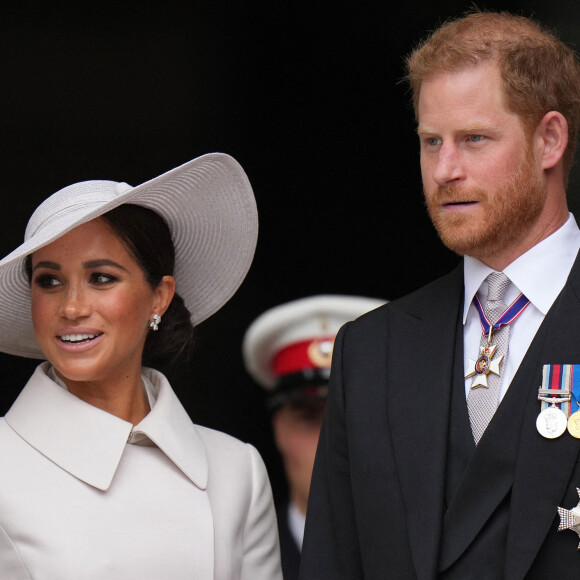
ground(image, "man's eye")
xmin=427 ymin=137 xmax=441 ymax=146
xmin=469 ymin=135 xmax=485 ymax=143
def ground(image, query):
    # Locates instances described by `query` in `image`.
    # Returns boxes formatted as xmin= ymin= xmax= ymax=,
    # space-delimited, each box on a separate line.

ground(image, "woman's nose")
xmin=58 ymin=285 xmax=90 ymax=320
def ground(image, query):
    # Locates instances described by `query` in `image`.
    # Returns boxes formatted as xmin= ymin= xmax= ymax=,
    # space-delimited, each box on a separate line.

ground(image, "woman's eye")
xmin=90 ymin=273 xmax=117 ymax=286
xmin=34 ymin=274 xmax=61 ymax=289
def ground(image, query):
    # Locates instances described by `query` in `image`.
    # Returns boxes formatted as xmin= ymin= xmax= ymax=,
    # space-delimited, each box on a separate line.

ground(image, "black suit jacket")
xmin=277 ymin=502 xmax=301 ymax=580
xmin=300 ymin=257 xmax=580 ymax=579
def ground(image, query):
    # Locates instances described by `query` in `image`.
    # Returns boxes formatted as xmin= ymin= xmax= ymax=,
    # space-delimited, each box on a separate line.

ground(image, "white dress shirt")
xmin=287 ymin=501 xmax=306 ymax=551
xmin=463 ymin=213 xmax=580 ymax=400
xmin=0 ymin=363 xmax=282 ymax=579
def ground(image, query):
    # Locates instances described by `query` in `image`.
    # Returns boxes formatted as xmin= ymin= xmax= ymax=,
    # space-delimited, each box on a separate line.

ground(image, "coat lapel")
xmin=505 ymin=258 xmax=580 ymax=579
xmin=386 ymin=252 xmax=580 ymax=578
xmin=438 ymin=320 xmax=546 ymax=570
xmin=386 ymin=264 xmax=463 ymax=580
xmin=438 ymin=252 xmax=580 ymax=577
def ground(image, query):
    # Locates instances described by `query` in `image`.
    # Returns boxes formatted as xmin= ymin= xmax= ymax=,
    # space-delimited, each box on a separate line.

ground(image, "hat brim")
xmin=0 ymin=153 xmax=258 ymax=359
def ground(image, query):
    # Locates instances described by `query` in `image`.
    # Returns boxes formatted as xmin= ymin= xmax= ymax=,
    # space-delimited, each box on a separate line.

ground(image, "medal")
xmin=536 ymin=404 xmax=568 ymax=438
xmin=537 ymin=365 xmax=572 ymax=439
xmin=567 ymin=366 xmax=580 ymax=438
xmin=465 ymin=291 xmax=530 ymax=387
xmin=558 ymin=488 xmax=580 ymax=549
xmin=568 ymin=411 xmax=580 ymax=439
xmin=465 ymin=334 xmax=504 ymax=389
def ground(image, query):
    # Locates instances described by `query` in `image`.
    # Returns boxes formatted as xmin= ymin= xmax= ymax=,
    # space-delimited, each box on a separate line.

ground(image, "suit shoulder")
xmin=384 ymin=263 xmax=463 ymax=314
xmin=346 ymin=263 xmax=462 ymax=335
xmin=395 ymin=263 xmax=462 ymax=304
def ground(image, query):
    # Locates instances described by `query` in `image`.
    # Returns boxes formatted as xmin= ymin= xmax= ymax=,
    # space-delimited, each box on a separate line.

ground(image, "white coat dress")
xmin=0 ymin=363 xmax=282 ymax=579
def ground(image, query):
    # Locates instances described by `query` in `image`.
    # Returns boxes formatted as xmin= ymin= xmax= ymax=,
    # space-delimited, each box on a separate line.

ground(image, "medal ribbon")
xmin=474 ymin=292 xmax=530 ymax=336
xmin=571 ymin=366 xmax=580 ymax=414
xmin=540 ymin=364 xmax=574 ymax=416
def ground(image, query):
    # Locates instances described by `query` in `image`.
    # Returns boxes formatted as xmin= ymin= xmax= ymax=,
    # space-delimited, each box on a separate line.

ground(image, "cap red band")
xmin=272 ymin=337 xmax=335 ymax=377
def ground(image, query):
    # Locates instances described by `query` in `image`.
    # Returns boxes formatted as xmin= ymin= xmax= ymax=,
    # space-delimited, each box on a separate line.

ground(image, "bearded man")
xmin=300 ymin=10 xmax=580 ymax=580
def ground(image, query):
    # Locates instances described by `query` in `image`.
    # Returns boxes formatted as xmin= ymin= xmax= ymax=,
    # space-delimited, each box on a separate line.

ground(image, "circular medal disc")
xmin=568 ymin=410 xmax=580 ymax=439
xmin=475 ymin=356 xmax=489 ymax=375
xmin=536 ymin=406 xmax=568 ymax=439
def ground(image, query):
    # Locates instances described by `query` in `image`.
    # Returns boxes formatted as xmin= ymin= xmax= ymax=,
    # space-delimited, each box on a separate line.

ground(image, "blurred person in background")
xmin=243 ymin=294 xmax=385 ymax=580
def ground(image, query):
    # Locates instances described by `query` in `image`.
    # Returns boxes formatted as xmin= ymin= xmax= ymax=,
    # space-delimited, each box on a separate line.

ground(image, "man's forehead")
xmin=419 ymin=60 xmax=500 ymax=89
xmin=416 ymin=64 xmax=512 ymax=128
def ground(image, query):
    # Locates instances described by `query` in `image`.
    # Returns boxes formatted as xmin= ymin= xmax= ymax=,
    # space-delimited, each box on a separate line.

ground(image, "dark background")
xmin=0 ymin=1 xmax=578 ymax=503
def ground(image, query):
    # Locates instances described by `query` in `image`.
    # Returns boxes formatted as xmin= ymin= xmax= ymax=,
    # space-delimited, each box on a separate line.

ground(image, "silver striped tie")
xmin=467 ymin=272 xmax=511 ymax=444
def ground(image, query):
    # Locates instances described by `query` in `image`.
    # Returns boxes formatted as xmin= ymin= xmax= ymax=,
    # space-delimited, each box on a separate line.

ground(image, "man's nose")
xmin=432 ymin=143 xmax=465 ymax=186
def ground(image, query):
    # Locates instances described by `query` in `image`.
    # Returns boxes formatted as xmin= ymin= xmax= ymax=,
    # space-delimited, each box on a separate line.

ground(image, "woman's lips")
xmin=59 ymin=333 xmax=100 ymax=343
xmin=56 ymin=331 xmax=104 ymax=352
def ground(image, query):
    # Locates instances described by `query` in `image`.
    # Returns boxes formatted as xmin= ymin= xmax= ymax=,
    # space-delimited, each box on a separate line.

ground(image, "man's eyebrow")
xmin=417 ymin=123 xmax=493 ymax=136
xmin=417 ymin=127 xmax=435 ymax=136
xmin=458 ymin=123 xmax=494 ymax=133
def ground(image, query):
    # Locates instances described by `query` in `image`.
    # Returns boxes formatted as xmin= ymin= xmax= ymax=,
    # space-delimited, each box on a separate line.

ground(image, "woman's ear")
xmin=152 ymin=275 xmax=176 ymax=318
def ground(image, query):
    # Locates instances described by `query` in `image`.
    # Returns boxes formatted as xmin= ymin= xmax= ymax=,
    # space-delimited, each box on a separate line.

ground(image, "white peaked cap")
xmin=242 ymin=294 xmax=386 ymax=390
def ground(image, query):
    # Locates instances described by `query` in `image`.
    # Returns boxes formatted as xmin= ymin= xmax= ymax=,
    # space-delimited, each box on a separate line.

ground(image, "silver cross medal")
xmin=558 ymin=488 xmax=580 ymax=548
xmin=465 ymin=325 xmax=504 ymax=388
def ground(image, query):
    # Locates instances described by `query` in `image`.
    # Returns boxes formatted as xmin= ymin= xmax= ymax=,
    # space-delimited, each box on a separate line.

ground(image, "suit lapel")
xmin=438 ymin=315 xmax=547 ymax=570
xmin=438 ymin=253 xmax=580 ymax=577
xmin=505 ymin=259 xmax=580 ymax=579
xmin=387 ymin=252 xmax=580 ymax=578
xmin=387 ymin=263 xmax=463 ymax=580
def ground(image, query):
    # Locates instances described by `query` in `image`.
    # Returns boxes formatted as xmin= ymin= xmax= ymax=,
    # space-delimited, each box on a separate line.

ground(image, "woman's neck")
xmin=55 ymin=368 xmax=151 ymax=425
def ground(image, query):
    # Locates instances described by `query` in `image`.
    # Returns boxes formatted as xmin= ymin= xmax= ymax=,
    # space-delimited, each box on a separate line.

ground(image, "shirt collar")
xmin=5 ymin=362 xmax=209 ymax=491
xmin=288 ymin=501 xmax=306 ymax=551
xmin=463 ymin=213 xmax=580 ymax=323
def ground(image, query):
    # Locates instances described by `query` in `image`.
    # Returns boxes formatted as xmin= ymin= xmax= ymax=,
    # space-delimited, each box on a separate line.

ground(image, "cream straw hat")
xmin=0 ymin=152 xmax=258 ymax=359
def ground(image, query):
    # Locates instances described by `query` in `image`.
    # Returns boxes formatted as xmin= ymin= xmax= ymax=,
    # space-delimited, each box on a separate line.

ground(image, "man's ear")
xmin=535 ymin=111 xmax=568 ymax=170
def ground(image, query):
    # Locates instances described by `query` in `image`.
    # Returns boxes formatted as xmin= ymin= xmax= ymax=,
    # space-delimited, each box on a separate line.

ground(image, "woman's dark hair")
xmin=25 ymin=204 xmax=195 ymax=370
xmin=102 ymin=204 xmax=195 ymax=369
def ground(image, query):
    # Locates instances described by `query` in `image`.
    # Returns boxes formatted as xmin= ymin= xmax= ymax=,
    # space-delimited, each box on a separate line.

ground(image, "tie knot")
xmin=486 ymin=272 xmax=510 ymax=302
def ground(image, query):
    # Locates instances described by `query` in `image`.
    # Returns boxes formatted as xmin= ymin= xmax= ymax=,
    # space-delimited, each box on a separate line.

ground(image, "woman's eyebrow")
xmin=31 ymin=260 xmax=60 ymax=273
xmin=82 ymin=259 xmax=129 ymax=272
xmin=32 ymin=259 xmax=130 ymax=273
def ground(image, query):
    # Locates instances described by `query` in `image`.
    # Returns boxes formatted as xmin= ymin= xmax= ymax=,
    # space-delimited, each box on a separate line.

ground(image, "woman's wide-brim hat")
xmin=0 ymin=152 xmax=258 ymax=359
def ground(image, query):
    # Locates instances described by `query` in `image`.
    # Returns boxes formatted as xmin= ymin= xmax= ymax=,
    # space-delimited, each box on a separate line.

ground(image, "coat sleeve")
xmin=0 ymin=524 xmax=31 ymax=579
xmin=299 ymin=322 xmax=364 ymax=579
xmin=241 ymin=443 xmax=283 ymax=580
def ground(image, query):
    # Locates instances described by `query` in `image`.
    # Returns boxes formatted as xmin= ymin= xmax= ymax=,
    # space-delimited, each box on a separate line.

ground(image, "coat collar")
xmin=5 ymin=363 xmax=209 ymax=491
